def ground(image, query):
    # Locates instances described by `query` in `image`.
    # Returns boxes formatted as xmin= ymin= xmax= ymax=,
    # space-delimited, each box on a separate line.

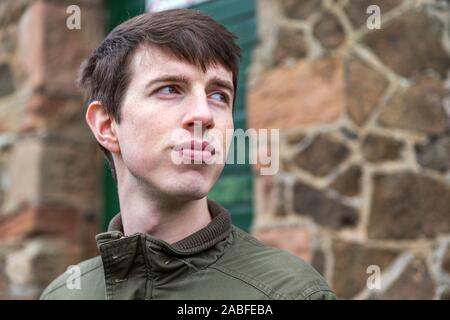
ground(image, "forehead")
xmin=128 ymin=44 xmax=233 ymax=82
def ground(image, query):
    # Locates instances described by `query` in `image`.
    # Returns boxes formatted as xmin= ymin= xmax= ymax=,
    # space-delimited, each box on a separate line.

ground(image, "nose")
xmin=181 ymin=91 xmax=215 ymax=134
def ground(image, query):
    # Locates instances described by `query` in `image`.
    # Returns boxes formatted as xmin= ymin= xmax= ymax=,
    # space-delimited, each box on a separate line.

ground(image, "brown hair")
xmin=78 ymin=9 xmax=241 ymax=182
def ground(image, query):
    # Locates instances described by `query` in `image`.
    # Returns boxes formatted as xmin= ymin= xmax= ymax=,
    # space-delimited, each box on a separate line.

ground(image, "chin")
xmin=164 ymin=175 xmax=211 ymax=198
xmin=169 ymin=187 xmax=209 ymax=201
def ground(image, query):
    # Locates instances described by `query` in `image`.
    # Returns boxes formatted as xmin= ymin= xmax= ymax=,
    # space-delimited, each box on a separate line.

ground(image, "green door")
xmin=103 ymin=0 xmax=257 ymax=232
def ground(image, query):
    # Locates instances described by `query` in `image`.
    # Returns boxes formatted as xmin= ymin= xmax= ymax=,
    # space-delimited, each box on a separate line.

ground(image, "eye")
xmin=210 ymin=92 xmax=229 ymax=103
xmin=158 ymin=85 xmax=179 ymax=94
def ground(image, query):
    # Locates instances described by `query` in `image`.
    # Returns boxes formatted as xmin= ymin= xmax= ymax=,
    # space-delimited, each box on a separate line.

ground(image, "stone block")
xmin=363 ymin=10 xmax=450 ymax=78
xmin=368 ymin=172 xmax=450 ymax=239
xmin=313 ymin=11 xmax=345 ymax=49
xmin=361 ymin=134 xmax=404 ymax=163
xmin=273 ymin=26 xmax=308 ymax=65
xmin=415 ymin=136 xmax=450 ymax=173
xmin=343 ymin=0 xmax=402 ymax=29
xmin=248 ymin=58 xmax=345 ymax=129
xmin=293 ymin=134 xmax=350 ymax=177
xmin=330 ymin=165 xmax=362 ymax=197
xmin=293 ymin=181 xmax=359 ymax=229
xmin=280 ymin=0 xmax=322 ymax=20
xmin=381 ymin=258 xmax=435 ymax=299
xmin=332 ymin=239 xmax=399 ymax=299
xmin=378 ymin=76 xmax=448 ymax=134
xmin=345 ymin=58 xmax=388 ymax=127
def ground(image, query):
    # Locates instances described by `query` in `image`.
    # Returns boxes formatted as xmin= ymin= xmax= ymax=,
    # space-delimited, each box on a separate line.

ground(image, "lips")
xmin=174 ymin=139 xmax=216 ymax=156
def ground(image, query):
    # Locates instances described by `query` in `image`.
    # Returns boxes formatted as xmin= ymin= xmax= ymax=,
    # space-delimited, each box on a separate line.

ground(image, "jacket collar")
xmin=96 ymin=199 xmax=232 ymax=256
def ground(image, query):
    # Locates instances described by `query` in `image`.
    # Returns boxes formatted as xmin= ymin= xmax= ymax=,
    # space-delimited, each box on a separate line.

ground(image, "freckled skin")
xmin=113 ymin=45 xmax=234 ymax=202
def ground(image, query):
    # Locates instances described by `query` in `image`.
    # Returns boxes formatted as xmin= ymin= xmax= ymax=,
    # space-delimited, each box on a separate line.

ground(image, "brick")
xmin=16 ymin=0 xmax=44 ymax=93
xmin=4 ymin=237 xmax=81 ymax=299
xmin=0 ymin=91 xmax=28 ymax=133
xmin=23 ymin=93 xmax=74 ymax=118
xmin=2 ymin=137 xmax=41 ymax=214
xmin=0 ymin=206 xmax=81 ymax=241
xmin=248 ymin=58 xmax=345 ymax=129
xmin=253 ymin=226 xmax=313 ymax=262
xmin=0 ymin=0 xmax=33 ymax=27
xmin=16 ymin=0 xmax=103 ymax=95
xmin=0 ymin=24 xmax=18 ymax=61
xmin=20 ymin=94 xmax=90 ymax=138
xmin=42 ymin=139 xmax=100 ymax=211
xmin=2 ymin=135 xmax=100 ymax=215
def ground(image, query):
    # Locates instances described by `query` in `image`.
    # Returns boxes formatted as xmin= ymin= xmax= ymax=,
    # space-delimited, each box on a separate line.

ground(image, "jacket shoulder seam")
xmin=208 ymin=264 xmax=291 ymax=300
xmin=224 ymin=227 xmax=333 ymax=300
xmin=41 ymin=262 xmax=103 ymax=298
xmin=231 ymin=226 xmax=266 ymax=247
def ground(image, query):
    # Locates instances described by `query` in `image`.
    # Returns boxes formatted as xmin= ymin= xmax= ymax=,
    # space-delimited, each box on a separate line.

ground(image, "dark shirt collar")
xmin=96 ymin=199 xmax=232 ymax=256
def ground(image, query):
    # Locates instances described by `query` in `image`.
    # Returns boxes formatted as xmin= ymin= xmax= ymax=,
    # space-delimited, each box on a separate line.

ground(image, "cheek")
xmin=121 ymin=130 xmax=154 ymax=171
xmin=119 ymin=116 xmax=168 ymax=170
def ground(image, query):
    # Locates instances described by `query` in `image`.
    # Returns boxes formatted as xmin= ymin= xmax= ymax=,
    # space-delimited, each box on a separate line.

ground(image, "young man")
xmin=40 ymin=9 xmax=336 ymax=300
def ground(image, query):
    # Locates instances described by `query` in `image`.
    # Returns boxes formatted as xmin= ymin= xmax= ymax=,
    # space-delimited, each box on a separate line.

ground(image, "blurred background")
xmin=0 ymin=0 xmax=449 ymax=299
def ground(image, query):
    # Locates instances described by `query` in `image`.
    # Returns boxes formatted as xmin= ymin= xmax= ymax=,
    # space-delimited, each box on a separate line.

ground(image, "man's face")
xmin=112 ymin=45 xmax=234 ymax=201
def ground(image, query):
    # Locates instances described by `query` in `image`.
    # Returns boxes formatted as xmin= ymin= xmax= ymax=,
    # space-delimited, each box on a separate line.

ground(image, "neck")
xmin=117 ymin=182 xmax=212 ymax=245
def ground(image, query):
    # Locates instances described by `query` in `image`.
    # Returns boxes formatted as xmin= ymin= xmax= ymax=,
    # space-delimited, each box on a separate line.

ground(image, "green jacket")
xmin=40 ymin=200 xmax=336 ymax=300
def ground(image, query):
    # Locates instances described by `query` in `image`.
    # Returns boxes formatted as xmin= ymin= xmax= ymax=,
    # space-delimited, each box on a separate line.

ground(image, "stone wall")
xmin=249 ymin=0 xmax=450 ymax=299
xmin=1 ymin=0 xmax=449 ymax=301
xmin=0 ymin=0 xmax=104 ymax=299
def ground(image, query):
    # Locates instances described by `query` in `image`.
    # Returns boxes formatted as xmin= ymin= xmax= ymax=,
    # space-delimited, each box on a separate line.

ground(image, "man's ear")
xmin=85 ymin=101 xmax=120 ymax=153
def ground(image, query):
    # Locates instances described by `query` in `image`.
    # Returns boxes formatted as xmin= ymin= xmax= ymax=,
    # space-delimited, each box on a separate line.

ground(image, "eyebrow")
xmin=145 ymin=75 xmax=190 ymax=89
xmin=145 ymin=75 xmax=234 ymax=96
xmin=208 ymin=77 xmax=234 ymax=96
